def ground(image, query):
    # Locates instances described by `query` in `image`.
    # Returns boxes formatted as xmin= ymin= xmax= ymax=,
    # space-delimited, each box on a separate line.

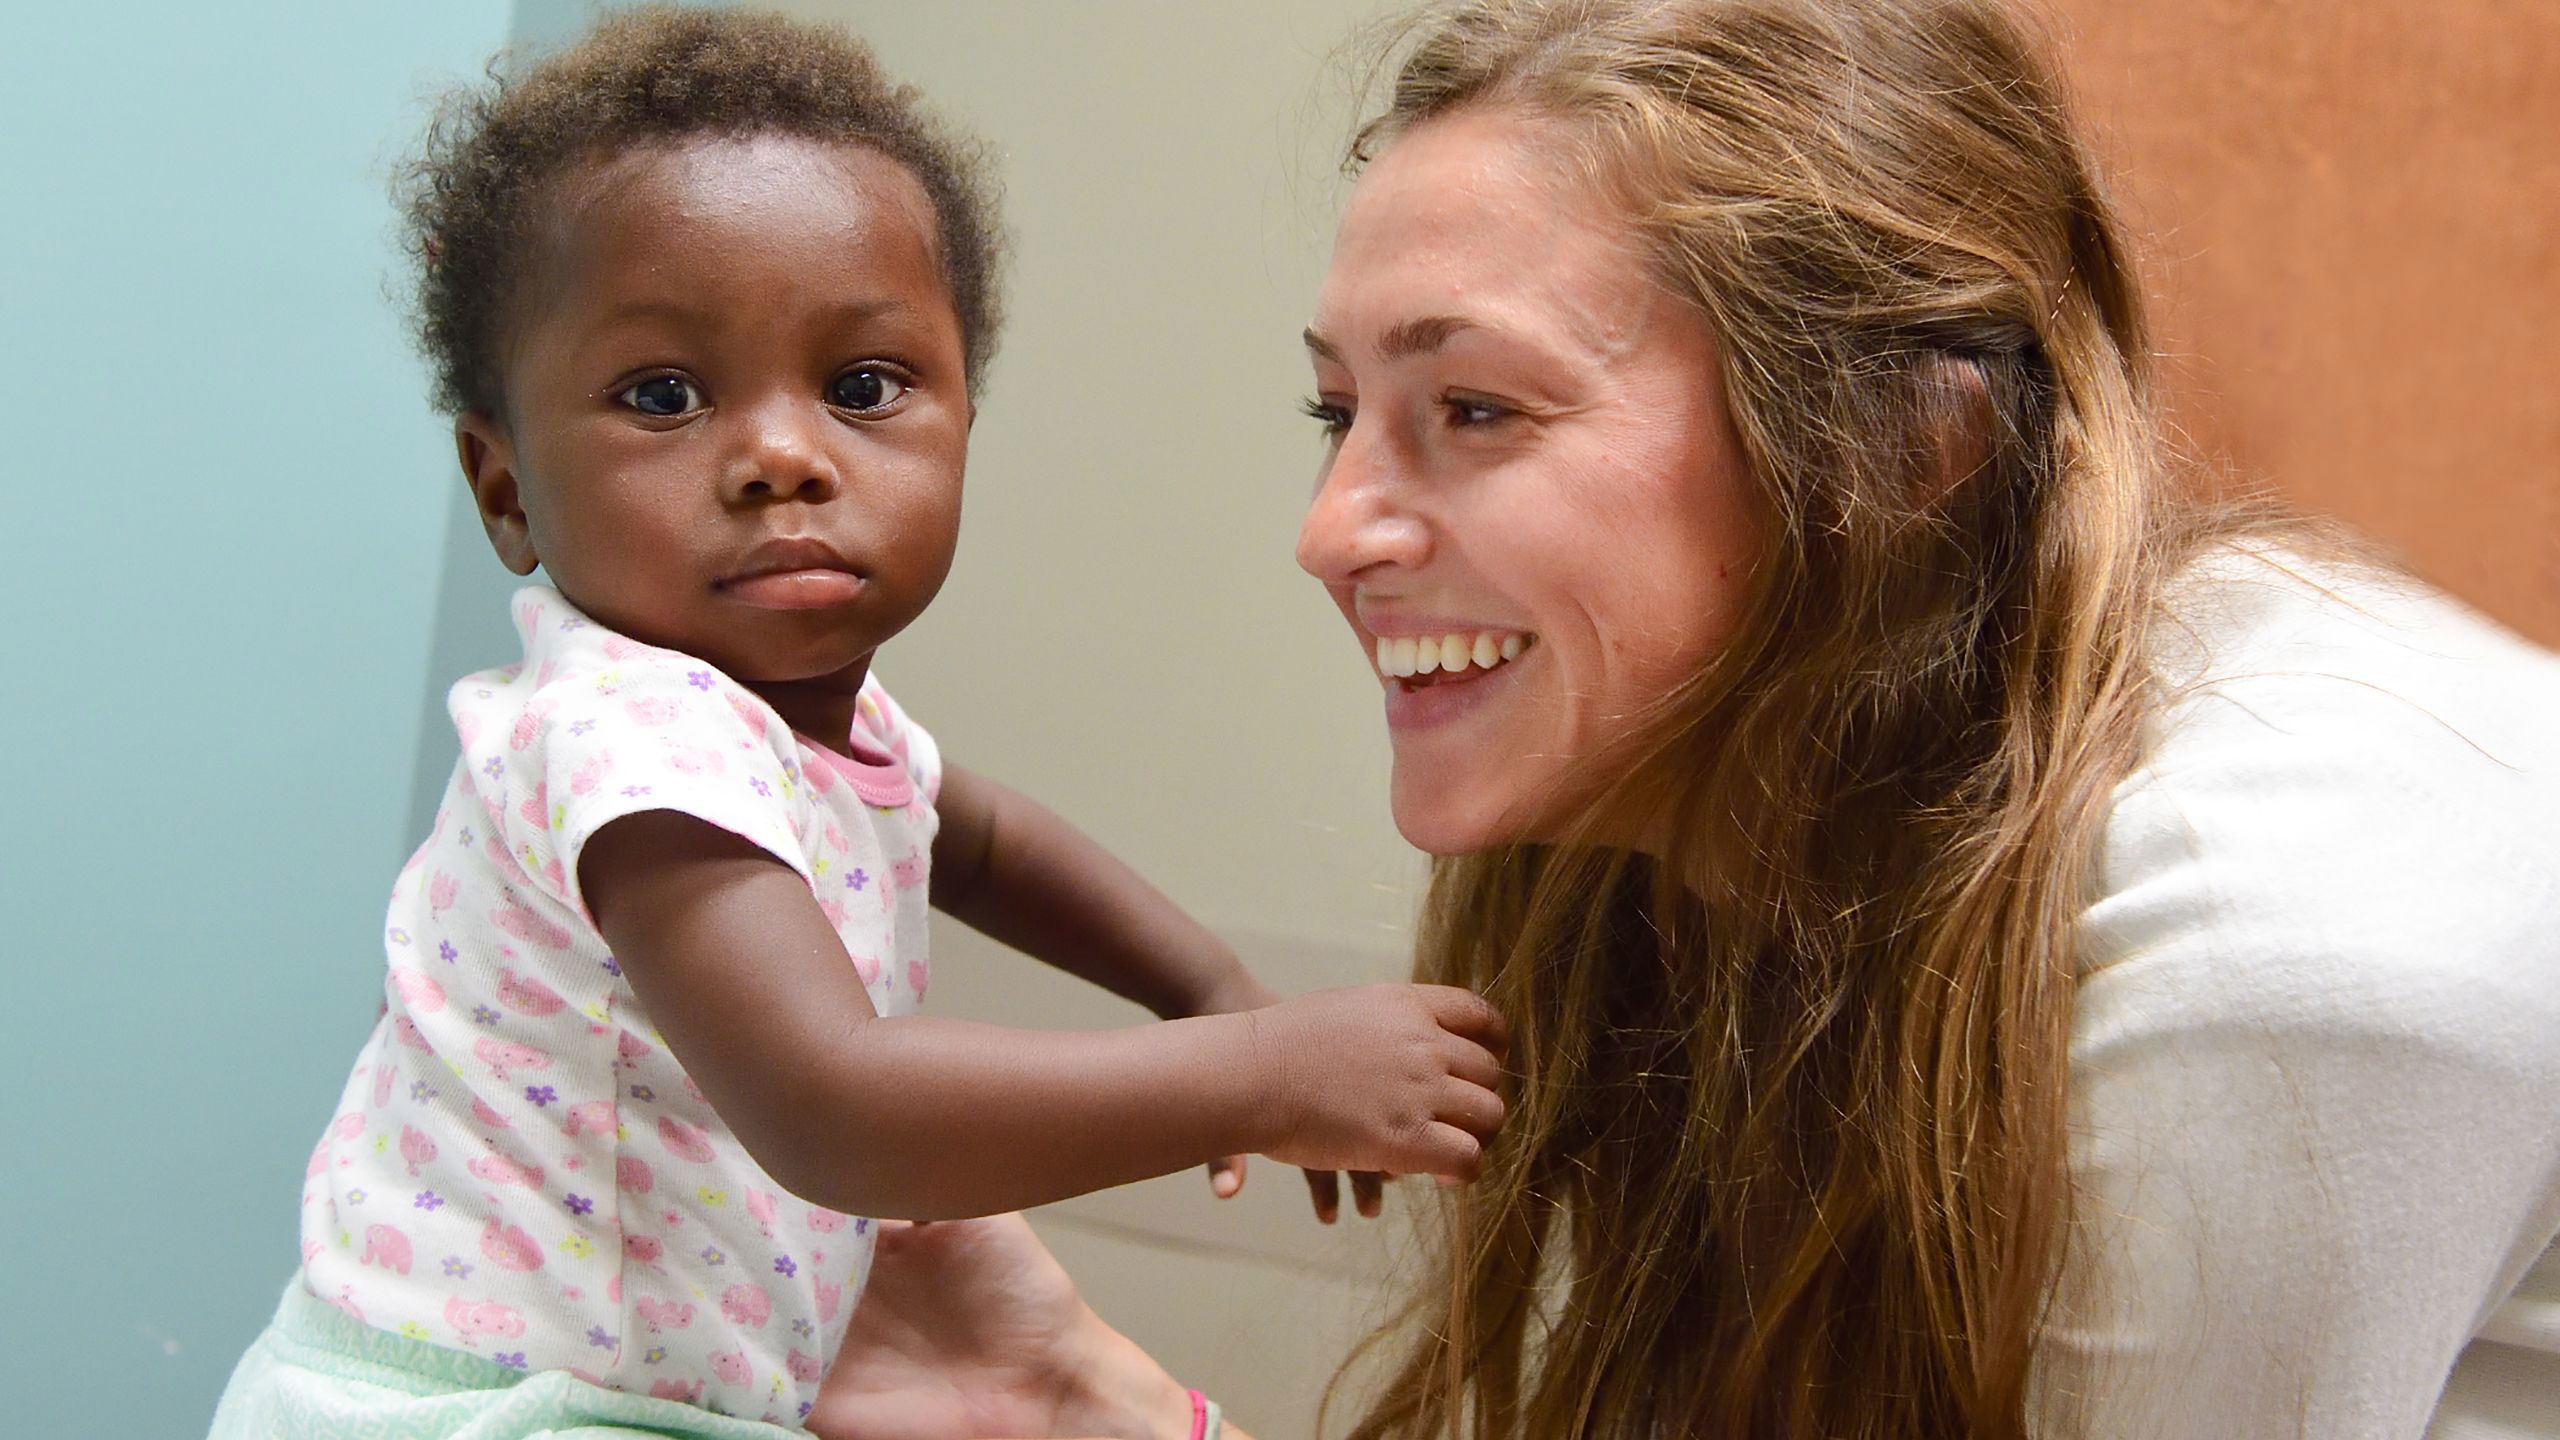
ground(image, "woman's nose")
xmin=720 ymin=400 xmax=842 ymax=506
xmin=1295 ymin=433 xmax=1432 ymax=583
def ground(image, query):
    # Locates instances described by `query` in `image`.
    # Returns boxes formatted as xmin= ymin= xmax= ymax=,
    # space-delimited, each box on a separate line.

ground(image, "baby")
xmin=208 ymin=11 xmax=1504 ymax=1435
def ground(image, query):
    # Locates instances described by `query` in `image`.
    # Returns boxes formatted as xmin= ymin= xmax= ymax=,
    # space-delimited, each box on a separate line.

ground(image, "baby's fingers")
xmin=1351 ymin=1170 xmax=1386 ymax=1219
xmin=1305 ymin=1167 xmax=1343 ymax=1225
xmin=1439 ymin=1075 xmax=1506 ymax=1144
xmin=1413 ymin=1122 xmax=1487 ymax=1185
xmin=1208 ymin=1154 xmax=1248 ymax=1199
xmin=1421 ymin=985 xmax=1510 ymax=1061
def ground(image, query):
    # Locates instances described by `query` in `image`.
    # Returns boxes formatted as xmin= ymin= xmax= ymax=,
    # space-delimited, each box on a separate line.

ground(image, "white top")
xmin=2034 ymin=549 xmax=2560 ymax=1438
xmin=298 ymin=586 xmax=940 ymax=1426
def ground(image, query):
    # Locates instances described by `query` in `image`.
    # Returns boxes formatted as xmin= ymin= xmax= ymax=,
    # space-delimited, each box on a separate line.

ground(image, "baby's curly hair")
xmin=400 ymin=6 xmax=1005 ymax=416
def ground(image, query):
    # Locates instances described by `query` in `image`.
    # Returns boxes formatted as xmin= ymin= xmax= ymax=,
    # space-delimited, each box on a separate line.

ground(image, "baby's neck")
xmin=744 ymin=669 xmax=870 ymax=757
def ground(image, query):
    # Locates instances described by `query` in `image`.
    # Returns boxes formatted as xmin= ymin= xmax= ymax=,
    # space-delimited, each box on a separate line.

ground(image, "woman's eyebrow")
xmin=1304 ymin=314 xmax=1482 ymax=363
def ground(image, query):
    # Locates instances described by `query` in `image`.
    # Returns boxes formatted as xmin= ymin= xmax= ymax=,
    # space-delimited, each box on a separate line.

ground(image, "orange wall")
xmin=2050 ymin=0 xmax=2560 ymax=645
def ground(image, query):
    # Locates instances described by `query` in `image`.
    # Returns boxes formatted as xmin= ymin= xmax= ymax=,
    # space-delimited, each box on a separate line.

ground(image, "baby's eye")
xmin=827 ymin=366 xmax=908 ymax=413
xmin=617 ymin=376 xmax=702 ymax=418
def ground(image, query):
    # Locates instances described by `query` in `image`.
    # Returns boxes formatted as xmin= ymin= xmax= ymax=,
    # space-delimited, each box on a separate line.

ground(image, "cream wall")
xmin=768 ymin=3 xmax=1428 ymax=1433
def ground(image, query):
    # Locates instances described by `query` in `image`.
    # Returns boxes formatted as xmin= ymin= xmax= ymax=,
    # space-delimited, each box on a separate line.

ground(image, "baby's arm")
xmin=929 ymin=762 xmax=1272 ymax=1021
xmin=582 ymin=811 xmax=1505 ymax=1223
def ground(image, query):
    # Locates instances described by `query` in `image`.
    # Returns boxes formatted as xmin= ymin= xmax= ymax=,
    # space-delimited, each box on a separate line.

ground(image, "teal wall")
xmin=0 ymin=3 xmax=513 ymax=1431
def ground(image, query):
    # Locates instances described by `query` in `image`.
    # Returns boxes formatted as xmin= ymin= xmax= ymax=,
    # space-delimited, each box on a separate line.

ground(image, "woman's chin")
xmin=1390 ymin=776 xmax=1529 ymax=857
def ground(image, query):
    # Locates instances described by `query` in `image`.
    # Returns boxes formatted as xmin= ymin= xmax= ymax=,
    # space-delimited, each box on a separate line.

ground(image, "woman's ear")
xmin=1918 ymin=356 xmax=1995 ymax=506
xmin=455 ymin=412 xmax=541 ymax=577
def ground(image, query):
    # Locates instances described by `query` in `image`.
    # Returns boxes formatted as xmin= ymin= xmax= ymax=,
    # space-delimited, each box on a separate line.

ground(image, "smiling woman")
xmin=1297 ymin=108 xmax=1761 ymax=854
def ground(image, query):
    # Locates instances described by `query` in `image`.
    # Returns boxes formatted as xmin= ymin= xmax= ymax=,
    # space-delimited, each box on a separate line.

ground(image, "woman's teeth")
xmin=1373 ymin=631 xmax=1531 ymax=680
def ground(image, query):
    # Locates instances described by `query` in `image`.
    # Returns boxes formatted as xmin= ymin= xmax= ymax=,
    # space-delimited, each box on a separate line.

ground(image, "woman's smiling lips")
xmin=716 ymin=537 xmax=867 ymax=610
xmin=1356 ymin=611 xmax=1539 ymax=732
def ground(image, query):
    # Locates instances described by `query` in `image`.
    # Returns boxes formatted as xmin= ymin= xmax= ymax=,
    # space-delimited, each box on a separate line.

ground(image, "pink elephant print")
xmin=390 ymin=968 xmax=446 ymax=1013
xmin=615 ymin=1029 xmax=653 ymax=1066
xmin=496 ymin=967 xmax=566 ymax=1017
xmin=444 ymin=1297 xmax=525 ymax=1345
xmin=360 ymin=1224 xmax=412 ymax=1275
xmin=814 ymin=1279 xmax=843 ymax=1324
xmin=370 ymin=1062 xmax=398 ymax=1109
xmin=428 ymin=871 xmax=459 ymax=916
xmin=720 ymin=1282 xmax=771 ymax=1329
xmin=616 ymin=1155 xmax=655 ymax=1195
xmin=467 ymin=1149 xmax=545 ymax=1191
xmin=399 ymin=1126 xmax=437 ymax=1177
xmin=570 ymin=750 xmax=615 ymax=796
xmin=390 ymin=1016 xmax=434 ymax=1054
xmin=564 ymin=1100 xmax=617 ymax=1137
xmin=650 ymin=1379 xmax=703 ymax=1403
xmin=328 ymin=1286 xmax=365 ymax=1325
xmin=724 ymin=690 xmax=769 ymax=737
xmin=890 ymin=853 xmax=927 ymax=890
xmin=491 ymin=901 xmax=571 ymax=952
xmin=786 ymin=1348 xmax=825 ymax=1383
xmin=635 ymin=1296 xmax=696 ymax=1333
xmin=624 ymin=1232 xmax=665 ymax=1267
xmin=471 ymin=1095 xmax=515 ymax=1130
xmin=807 ymin=1207 xmax=848 ymax=1234
xmin=906 ymin=958 xmax=930 ymax=1000
xmin=330 ymin=1112 xmax=366 ymax=1141
xmin=480 ymin=1216 xmax=544 ymax=1272
xmin=709 ymin=1349 xmax=752 ymax=1386
xmin=305 ymin=1139 xmax=331 ymax=1179
xmin=510 ymin=697 xmax=557 ymax=752
xmin=517 ymin=781 xmax=550 ymax=829
xmin=744 ymin=1187 xmax=777 ymax=1238
xmin=657 ymin=1115 xmax=715 ymax=1164
xmin=624 ymin=694 xmax=683 ymax=727
xmin=474 ymin=1037 xmax=551 ymax=1082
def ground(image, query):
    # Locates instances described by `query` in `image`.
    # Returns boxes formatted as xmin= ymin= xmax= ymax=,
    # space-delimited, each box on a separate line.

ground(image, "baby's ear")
xmin=455 ymin=412 xmax=539 ymax=577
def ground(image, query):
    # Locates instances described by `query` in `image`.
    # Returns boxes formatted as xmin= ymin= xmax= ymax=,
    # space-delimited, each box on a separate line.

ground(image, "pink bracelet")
xmin=1186 ymin=1387 xmax=1221 ymax=1440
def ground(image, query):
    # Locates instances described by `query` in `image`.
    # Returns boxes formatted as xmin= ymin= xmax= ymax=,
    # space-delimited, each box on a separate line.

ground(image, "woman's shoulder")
xmin=2081 ymin=541 xmax=2560 ymax=1015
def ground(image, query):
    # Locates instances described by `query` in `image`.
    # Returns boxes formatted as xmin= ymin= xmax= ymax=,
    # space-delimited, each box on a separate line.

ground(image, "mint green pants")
xmin=208 ymin=1280 xmax=807 ymax=1439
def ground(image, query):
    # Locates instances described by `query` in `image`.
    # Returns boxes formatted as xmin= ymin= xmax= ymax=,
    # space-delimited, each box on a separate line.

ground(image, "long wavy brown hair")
xmin=1331 ymin=2 xmax=2245 ymax=1436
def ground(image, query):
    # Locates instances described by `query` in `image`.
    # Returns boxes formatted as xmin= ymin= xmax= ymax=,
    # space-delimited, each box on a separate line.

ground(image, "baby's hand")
xmin=1250 ymin=984 xmax=1508 ymax=1216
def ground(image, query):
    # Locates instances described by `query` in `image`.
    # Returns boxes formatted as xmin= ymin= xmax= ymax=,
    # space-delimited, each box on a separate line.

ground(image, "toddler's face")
xmin=459 ymin=134 xmax=970 ymax=703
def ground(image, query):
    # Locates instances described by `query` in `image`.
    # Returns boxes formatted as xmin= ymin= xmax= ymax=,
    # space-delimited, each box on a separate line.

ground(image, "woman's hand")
xmin=809 ymin=1213 xmax=1194 ymax=1440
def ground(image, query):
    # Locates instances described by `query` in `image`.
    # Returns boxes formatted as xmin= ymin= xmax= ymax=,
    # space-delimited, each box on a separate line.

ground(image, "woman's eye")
xmin=828 ymin=367 xmax=908 ymax=412
xmin=1299 ymin=395 xmax=1352 ymax=436
xmin=617 ymin=376 xmax=701 ymax=418
xmin=1443 ymin=395 xmax=1512 ymax=427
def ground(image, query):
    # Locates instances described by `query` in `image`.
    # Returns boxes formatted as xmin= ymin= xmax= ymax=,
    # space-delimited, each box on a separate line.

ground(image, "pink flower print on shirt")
xmin=491 ymin=901 xmax=572 ymax=952
xmin=399 ymin=1126 xmax=437 ymax=1177
xmin=657 ymin=1115 xmax=716 ymax=1164
xmin=709 ymin=1349 xmax=752 ymax=1386
xmin=616 ymin=1155 xmax=655 ymax=1195
xmin=721 ymin=1282 xmax=771 ymax=1329
xmin=467 ymin=1149 xmax=545 ymax=1191
xmin=480 ymin=1216 xmax=544 ymax=1272
xmin=445 ymin=1297 xmax=526 ymax=1344
xmin=391 ymin=969 xmax=446 ymax=1013
xmin=496 ymin=967 xmax=566 ymax=1016
xmin=564 ymin=1100 xmax=617 ymax=1137
xmin=360 ymin=1223 xmax=413 ymax=1275
xmin=473 ymin=1037 xmax=550 ymax=1082
xmin=635 ymin=1296 xmax=696 ymax=1333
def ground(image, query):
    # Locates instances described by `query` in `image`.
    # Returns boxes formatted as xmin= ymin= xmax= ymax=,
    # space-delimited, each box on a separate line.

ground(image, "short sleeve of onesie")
xmin=458 ymin=589 xmax=817 ymax=920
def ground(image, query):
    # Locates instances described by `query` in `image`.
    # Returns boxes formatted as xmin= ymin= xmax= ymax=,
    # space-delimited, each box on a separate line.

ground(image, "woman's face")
xmin=1298 ymin=109 xmax=1762 ymax=855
